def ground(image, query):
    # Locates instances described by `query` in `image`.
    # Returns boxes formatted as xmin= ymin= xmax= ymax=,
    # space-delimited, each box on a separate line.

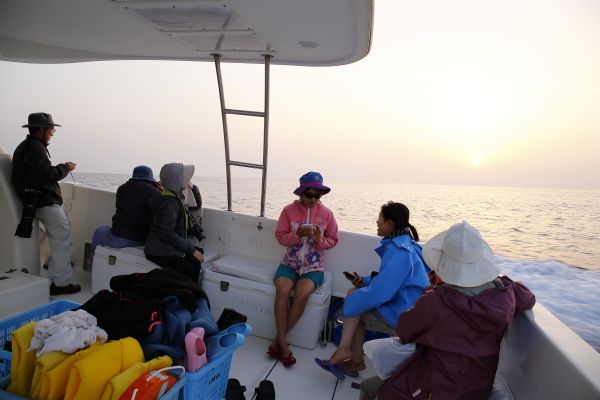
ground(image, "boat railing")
xmin=212 ymin=54 xmax=272 ymax=217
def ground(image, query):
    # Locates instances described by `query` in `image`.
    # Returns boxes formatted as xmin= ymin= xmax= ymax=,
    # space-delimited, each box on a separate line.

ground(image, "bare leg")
xmin=271 ymin=277 xmax=294 ymax=355
xmin=340 ymin=314 xmax=367 ymax=372
xmin=271 ymin=278 xmax=315 ymax=358
xmin=327 ymin=287 xmax=366 ymax=366
xmin=277 ymin=278 xmax=315 ymax=357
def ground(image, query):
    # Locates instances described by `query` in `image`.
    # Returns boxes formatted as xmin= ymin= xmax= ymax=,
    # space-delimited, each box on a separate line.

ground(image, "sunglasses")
xmin=303 ymin=192 xmax=323 ymax=200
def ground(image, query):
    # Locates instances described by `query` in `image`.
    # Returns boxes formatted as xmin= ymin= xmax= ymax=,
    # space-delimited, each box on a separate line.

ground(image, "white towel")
xmin=183 ymin=182 xmax=197 ymax=208
xmin=27 ymin=309 xmax=108 ymax=357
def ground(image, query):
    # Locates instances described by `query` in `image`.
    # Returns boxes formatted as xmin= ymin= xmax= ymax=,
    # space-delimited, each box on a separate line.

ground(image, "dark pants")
xmin=145 ymin=253 xmax=201 ymax=283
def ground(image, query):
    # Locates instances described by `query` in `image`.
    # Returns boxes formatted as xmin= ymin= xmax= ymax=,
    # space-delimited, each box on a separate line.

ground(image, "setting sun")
xmin=471 ymin=159 xmax=480 ymax=167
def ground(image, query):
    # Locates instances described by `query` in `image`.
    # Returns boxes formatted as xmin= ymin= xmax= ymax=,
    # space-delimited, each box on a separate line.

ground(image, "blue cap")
xmin=131 ymin=166 xmax=156 ymax=182
xmin=293 ymin=171 xmax=331 ymax=196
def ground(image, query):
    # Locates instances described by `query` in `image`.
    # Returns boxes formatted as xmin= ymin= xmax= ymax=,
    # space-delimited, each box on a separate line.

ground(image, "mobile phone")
xmin=343 ymin=271 xmax=355 ymax=279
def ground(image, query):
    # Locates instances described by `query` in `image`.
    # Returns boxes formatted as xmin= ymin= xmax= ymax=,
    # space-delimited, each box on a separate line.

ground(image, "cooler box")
xmin=92 ymin=246 xmax=219 ymax=293
xmin=202 ymin=254 xmax=332 ymax=350
xmin=0 ymin=271 xmax=49 ymax=321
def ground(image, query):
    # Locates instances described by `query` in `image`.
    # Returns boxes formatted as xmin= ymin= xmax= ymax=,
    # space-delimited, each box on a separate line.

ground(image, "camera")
xmin=15 ymin=189 xmax=42 ymax=238
xmin=187 ymin=213 xmax=206 ymax=242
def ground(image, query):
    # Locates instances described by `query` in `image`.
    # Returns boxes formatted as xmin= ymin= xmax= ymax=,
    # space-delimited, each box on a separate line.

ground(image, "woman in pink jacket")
xmin=268 ymin=172 xmax=339 ymax=367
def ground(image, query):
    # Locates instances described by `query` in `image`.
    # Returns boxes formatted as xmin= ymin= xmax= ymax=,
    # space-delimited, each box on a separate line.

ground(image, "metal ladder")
xmin=212 ymin=53 xmax=272 ymax=217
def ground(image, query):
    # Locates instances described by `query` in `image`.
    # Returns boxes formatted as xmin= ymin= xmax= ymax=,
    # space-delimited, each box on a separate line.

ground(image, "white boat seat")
xmin=91 ymin=245 xmax=219 ymax=293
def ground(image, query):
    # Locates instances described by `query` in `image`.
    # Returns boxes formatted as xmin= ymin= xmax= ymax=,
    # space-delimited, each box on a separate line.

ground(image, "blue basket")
xmin=182 ymin=349 xmax=234 ymax=400
xmin=161 ymin=374 xmax=186 ymax=400
xmin=0 ymin=300 xmax=81 ymax=378
xmin=0 ymin=371 xmax=185 ymax=400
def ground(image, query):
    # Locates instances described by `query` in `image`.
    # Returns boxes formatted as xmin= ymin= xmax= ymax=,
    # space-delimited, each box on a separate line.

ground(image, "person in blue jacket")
xmin=316 ymin=201 xmax=430 ymax=380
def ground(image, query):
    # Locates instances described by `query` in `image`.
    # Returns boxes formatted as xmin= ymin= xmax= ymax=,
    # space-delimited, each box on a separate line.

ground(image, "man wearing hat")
xmin=91 ymin=165 xmax=162 ymax=254
xmin=12 ymin=112 xmax=80 ymax=295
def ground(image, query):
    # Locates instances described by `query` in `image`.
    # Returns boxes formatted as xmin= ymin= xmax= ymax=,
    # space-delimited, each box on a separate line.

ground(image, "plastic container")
xmin=182 ymin=349 xmax=234 ymax=400
xmin=0 ymin=300 xmax=81 ymax=378
xmin=160 ymin=374 xmax=186 ymax=400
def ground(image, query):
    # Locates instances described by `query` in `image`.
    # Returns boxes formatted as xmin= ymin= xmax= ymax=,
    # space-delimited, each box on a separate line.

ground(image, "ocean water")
xmin=70 ymin=172 xmax=600 ymax=351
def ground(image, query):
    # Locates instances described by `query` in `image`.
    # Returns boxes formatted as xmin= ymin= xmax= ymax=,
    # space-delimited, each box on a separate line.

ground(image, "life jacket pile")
xmin=7 ymin=268 xmax=215 ymax=400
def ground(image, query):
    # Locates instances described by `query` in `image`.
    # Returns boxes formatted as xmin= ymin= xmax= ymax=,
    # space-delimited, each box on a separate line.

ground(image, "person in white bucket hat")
xmin=360 ymin=221 xmax=536 ymax=400
xmin=423 ymin=220 xmax=500 ymax=288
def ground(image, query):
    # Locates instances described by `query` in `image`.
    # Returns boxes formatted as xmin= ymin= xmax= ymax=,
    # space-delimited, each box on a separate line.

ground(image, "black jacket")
xmin=111 ymin=179 xmax=161 ymax=243
xmin=144 ymin=194 xmax=194 ymax=257
xmin=11 ymin=135 xmax=70 ymax=208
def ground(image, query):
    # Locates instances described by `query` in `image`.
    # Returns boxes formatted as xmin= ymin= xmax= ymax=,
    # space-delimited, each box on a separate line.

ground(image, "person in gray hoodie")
xmin=145 ymin=163 xmax=204 ymax=282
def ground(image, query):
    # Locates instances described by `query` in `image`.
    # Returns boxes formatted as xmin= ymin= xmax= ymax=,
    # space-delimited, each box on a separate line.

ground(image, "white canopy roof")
xmin=0 ymin=0 xmax=373 ymax=66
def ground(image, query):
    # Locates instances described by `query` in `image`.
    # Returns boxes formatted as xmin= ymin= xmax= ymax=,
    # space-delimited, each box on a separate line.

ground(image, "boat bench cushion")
xmin=211 ymin=254 xmax=280 ymax=285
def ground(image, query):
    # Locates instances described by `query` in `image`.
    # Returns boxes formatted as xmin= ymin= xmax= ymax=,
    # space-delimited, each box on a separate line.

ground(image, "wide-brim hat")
xmin=22 ymin=112 xmax=61 ymax=128
xmin=183 ymin=164 xmax=195 ymax=185
xmin=131 ymin=165 xmax=156 ymax=182
xmin=293 ymin=171 xmax=331 ymax=196
xmin=423 ymin=221 xmax=500 ymax=287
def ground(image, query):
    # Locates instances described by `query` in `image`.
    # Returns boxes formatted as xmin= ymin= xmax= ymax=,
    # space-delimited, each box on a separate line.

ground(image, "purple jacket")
xmin=379 ymin=276 xmax=536 ymax=400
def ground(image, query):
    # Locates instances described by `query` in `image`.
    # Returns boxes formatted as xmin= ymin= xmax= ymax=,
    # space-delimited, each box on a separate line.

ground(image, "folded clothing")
xmin=27 ymin=310 xmax=108 ymax=357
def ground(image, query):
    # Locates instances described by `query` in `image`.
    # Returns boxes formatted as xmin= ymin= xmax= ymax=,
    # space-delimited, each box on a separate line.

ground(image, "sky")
xmin=1 ymin=0 xmax=599 ymax=190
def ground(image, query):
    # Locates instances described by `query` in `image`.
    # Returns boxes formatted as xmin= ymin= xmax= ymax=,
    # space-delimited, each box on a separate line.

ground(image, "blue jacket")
xmin=343 ymin=234 xmax=430 ymax=326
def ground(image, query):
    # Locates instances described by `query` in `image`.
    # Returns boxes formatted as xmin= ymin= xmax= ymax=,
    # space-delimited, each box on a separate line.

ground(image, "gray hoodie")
xmin=144 ymin=163 xmax=194 ymax=257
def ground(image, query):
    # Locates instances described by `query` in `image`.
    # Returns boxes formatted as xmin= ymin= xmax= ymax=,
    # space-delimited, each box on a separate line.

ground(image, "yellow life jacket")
xmin=39 ymin=342 xmax=104 ymax=400
xmin=29 ymin=350 xmax=71 ymax=400
xmin=63 ymin=337 xmax=144 ymax=400
xmin=100 ymin=355 xmax=172 ymax=400
xmin=6 ymin=321 xmax=37 ymax=397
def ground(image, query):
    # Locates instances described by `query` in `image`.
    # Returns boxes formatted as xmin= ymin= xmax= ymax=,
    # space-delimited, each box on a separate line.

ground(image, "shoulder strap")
xmin=161 ymin=190 xmax=190 ymax=238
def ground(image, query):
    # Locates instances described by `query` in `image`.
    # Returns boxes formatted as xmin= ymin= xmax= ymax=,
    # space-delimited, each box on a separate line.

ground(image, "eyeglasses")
xmin=45 ymin=128 xmax=56 ymax=133
xmin=303 ymin=192 xmax=323 ymax=200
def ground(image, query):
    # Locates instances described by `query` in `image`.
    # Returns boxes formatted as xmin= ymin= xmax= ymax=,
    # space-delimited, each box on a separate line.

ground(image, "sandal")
xmin=225 ymin=378 xmax=246 ymax=400
xmin=280 ymin=351 xmax=296 ymax=367
xmin=254 ymin=380 xmax=275 ymax=400
xmin=267 ymin=345 xmax=281 ymax=358
xmin=314 ymin=358 xmax=345 ymax=380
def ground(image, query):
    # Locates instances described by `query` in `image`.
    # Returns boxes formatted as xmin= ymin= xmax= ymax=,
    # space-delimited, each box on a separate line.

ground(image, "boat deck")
xmin=41 ymin=267 xmax=514 ymax=400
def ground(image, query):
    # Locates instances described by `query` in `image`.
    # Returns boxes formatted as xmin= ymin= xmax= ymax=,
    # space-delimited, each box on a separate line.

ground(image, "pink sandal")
xmin=184 ymin=327 xmax=207 ymax=373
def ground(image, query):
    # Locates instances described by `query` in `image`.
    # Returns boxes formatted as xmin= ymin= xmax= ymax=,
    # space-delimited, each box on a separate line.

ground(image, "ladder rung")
xmin=224 ymin=109 xmax=266 ymax=117
xmin=228 ymin=161 xmax=265 ymax=170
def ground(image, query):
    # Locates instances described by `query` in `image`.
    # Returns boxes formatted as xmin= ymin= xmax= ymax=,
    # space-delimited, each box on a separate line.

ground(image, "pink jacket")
xmin=275 ymin=200 xmax=339 ymax=274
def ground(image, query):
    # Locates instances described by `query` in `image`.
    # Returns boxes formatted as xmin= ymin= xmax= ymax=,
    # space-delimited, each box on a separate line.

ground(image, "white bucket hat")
xmin=423 ymin=221 xmax=500 ymax=287
xmin=183 ymin=164 xmax=195 ymax=185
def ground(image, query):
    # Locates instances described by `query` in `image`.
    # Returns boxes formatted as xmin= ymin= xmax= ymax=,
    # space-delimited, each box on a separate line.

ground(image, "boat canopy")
xmin=0 ymin=0 xmax=373 ymax=66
